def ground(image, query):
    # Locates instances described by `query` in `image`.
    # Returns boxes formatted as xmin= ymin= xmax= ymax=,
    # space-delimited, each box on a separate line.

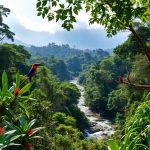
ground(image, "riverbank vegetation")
xmin=1 ymin=0 xmax=150 ymax=149
xmin=79 ymin=23 xmax=150 ymax=149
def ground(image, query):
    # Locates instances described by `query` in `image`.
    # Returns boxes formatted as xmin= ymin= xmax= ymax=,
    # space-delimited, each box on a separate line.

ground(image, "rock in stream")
xmin=70 ymin=78 xmax=114 ymax=139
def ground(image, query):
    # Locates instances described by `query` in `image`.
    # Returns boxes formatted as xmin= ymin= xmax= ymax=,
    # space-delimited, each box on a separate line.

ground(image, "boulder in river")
xmin=89 ymin=125 xmax=104 ymax=134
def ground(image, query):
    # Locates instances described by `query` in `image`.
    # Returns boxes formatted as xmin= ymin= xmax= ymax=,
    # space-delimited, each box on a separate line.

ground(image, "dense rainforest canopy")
xmin=0 ymin=0 xmax=150 ymax=150
xmin=28 ymin=44 xmax=109 ymax=80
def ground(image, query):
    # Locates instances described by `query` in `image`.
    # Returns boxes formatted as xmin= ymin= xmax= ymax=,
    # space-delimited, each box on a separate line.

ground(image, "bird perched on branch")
xmin=118 ymin=75 xmax=123 ymax=83
xmin=27 ymin=63 xmax=43 ymax=81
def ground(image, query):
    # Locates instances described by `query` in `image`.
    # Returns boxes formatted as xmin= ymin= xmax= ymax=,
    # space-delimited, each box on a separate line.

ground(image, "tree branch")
xmin=128 ymin=25 xmax=150 ymax=62
xmin=122 ymin=73 xmax=150 ymax=89
xmin=0 ymin=36 xmax=5 ymax=41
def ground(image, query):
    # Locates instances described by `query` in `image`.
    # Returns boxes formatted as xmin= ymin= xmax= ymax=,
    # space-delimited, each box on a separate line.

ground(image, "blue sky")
xmin=1 ymin=0 xmax=129 ymax=50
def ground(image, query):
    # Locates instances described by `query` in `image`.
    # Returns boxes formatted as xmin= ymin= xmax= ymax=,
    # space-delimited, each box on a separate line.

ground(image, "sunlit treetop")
xmin=36 ymin=0 xmax=150 ymax=36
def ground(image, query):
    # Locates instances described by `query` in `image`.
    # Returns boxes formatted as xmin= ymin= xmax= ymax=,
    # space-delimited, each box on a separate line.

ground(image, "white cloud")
xmin=1 ymin=0 xmax=63 ymax=33
xmin=19 ymin=16 xmax=63 ymax=34
xmin=75 ymin=10 xmax=104 ymax=30
xmin=1 ymin=0 xmax=104 ymax=33
xmin=87 ymin=23 xmax=104 ymax=30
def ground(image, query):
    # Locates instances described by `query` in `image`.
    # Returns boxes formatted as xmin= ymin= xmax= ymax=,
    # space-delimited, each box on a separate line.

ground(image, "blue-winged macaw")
xmin=28 ymin=63 xmax=43 ymax=81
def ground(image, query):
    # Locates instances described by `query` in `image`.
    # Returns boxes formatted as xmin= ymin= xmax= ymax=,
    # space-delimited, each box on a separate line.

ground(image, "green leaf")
xmin=59 ymin=4 xmax=64 ymax=9
xmin=2 ymin=71 xmax=8 ymax=96
xmin=52 ymin=1 xmax=57 ymax=7
xmin=5 ymin=130 xmax=16 ymax=135
xmin=36 ymin=1 xmax=41 ymax=8
xmin=48 ymin=13 xmax=54 ymax=21
xmin=28 ymin=119 xmax=36 ymax=129
xmin=73 ymin=8 xmax=78 ymax=15
xmin=18 ymin=102 xmax=30 ymax=118
xmin=9 ymin=85 xmax=14 ymax=93
xmin=127 ymin=134 xmax=139 ymax=150
xmin=0 ymin=88 xmax=2 ymax=97
xmin=23 ymin=122 xmax=28 ymax=132
xmin=37 ymin=7 xmax=42 ymax=11
xmin=5 ymin=121 xmax=17 ymax=131
xmin=135 ymin=144 xmax=149 ymax=149
xmin=42 ymin=0 xmax=47 ymax=7
xmin=120 ymin=128 xmax=137 ymax=150
xmin=16 ymin=72 xmax=20 ymax=88
xmin=56 ymin=17 xmax=59 ymax=22
xmin=19 ymin=115 xmax=26 ymax=126
xmin=42 ymin=12 xmax=45 ymax=18
xmin=31 ymin=136 xmax=44 ymax=139
xmin=31 ymin=127 xmax=45 ymax=135
xmin=108 ymin=139 xmax=119 ymax=150
xmin=85 ymin=5 xmax=90 ymax=12
xmin=44 ymin=7 xmax=49 ymax=14
xmin=20 ymin=83 xmax=32 ymax=95
xmin=28 ymin=97 xmax=36 ymax=101
xmin=147 ymin=133 xmax=150 ymax=148
xmin=0 ymin=145 xmax=7 ymax=149
xmin=8 ymin=143 xmax=22 ymax=146
xmin=36 ymin=12 xmax=41 ymax=16
xmin=10 ymin=134 xmax=25 ymax=142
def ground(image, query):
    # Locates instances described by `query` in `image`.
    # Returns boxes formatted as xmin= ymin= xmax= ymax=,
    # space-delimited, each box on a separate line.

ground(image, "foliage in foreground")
xmin=0 ymin=114 xmax=44 ymax=149
xmin=108 ymin=94 xmax=150 ymax=150
xmin=0 ymin=71 xmax=44 ymax=149
xmin=0 ymin=69 xmax=107 ymax=149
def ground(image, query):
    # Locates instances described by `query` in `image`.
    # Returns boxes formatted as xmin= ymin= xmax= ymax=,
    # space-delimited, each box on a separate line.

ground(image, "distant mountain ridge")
xmin=28 ymin=43 xmax=110 ymax=80
xmin=2 ymin=38 xmax=112 ymax=57
xmin=2 ymin=38 xmax=31 ymax=47
xmin=27 ymin=43 xmax=81 ymax=58
xmin=26 ymin=42 xmax=110 ymax=59
xmin=104 ymin=49 xmax=113 ymax=55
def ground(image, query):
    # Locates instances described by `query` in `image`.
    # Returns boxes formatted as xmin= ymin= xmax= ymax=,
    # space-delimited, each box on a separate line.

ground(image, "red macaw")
xmin=28 ymin=63 xmax=43 ymax=81
xmin=118 ymin=75 xmax=123 ymax=83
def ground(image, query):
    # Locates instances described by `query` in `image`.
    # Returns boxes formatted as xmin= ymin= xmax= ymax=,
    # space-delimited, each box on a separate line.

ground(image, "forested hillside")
xmin=27 ymin=43 xmax=81 ymax=57
xmin=0 ymin=1 xmax=150 ymax=150
xmin=28 ymin=45 xmax=109 ymax=80
xmin=79 ymin=24 xmax=150 ymax=149
xmin=27 ymin=43 xmax=108 ymax=58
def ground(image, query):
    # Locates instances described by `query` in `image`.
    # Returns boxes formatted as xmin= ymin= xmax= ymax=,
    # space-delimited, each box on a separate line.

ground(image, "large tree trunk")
xmin=129 ymin=25 xmax=150 ymax=62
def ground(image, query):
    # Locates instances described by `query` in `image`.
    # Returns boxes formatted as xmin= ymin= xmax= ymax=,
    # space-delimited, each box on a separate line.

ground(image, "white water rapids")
xmin=70 ymin=79 xmax=114 ymax=139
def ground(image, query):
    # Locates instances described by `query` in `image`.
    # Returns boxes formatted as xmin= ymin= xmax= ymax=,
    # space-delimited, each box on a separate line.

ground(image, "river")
xmin=70 ymin=79 xmax=114 ymax=139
